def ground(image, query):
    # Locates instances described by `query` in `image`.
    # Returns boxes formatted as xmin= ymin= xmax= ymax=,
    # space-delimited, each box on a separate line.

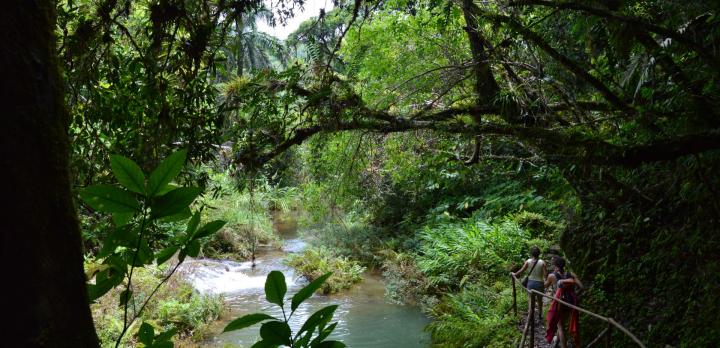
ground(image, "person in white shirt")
xmin=512 ymin=246 xmax=547 ymax=322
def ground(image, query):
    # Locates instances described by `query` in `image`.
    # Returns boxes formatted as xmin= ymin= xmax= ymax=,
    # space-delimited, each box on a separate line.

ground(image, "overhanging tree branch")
xmin=508 ymin=0 xmax=720 ymax=72
xmin=236 ymin=102 xmax=720 ymax=169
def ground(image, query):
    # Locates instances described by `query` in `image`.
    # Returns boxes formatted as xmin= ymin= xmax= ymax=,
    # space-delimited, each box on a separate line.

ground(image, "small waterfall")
xmin=176 ymin=213 xmax=429 ymax=347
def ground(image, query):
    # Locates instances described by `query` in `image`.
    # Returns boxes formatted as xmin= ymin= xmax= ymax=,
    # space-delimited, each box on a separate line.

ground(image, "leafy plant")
xmin=90 ymin=263 xmax=226 ymax=347
xmin=80 ymin=150 xmax=226 ymax=347
xmin=223 ymin=271 xmax=345 ymax=347
xmin=285 ymin=247 xmax=365 ymax=294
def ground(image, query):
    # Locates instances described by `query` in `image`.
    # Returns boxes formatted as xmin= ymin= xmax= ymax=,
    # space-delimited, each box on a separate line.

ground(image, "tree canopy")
xmin=5 ymin=0 xmax=720 ymax=346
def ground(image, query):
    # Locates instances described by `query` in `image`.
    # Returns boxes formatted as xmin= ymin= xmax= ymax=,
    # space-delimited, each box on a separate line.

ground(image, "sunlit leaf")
xmin=151 ymin=187 xmax=201 ymax=219
xmin=147 ymin=149 xmax=187 ymax=197
xmin=193 ymin=220 xmax=227 ymax=240
xmin=110 ymin=155 xmax=145 ymax=194
xmin=80 ymin=185 xmax=140 ymax=213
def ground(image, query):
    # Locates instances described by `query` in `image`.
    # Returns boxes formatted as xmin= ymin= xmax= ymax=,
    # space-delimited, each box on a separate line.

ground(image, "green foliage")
xmin=380 ymin=250 xmax=432 ymax=307
xmin=199 ymin=171 xmax=281 ymax=259
xmin=415 ymin=217 xmax=528 ymax=290
xmin=91 ymin=264 xmax=225 ymax=347
xmin=81 ymin=151 xmax=226 ymax=346
xmin=154 ymin=294 xmax=224 ymax=339
xmin=56 ymin=0 xmax=720 ymax=345
xmin=285 ymin=247 xmax=366 ymax=294
xmin=224 ymin=271 xmax=346 ymax=348
xmin=426 ymin=284 xmax=515 ymax=348
xmin=301 ymin=217 xmax=388 ymax=266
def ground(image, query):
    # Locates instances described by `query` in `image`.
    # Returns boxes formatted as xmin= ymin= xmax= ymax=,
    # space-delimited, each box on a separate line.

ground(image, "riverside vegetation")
xmin=7 ymin=0 xmax=719 ymax=347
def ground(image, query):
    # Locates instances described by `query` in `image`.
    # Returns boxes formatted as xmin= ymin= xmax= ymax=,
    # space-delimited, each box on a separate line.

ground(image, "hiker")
xmin=511 ymin=246 xmax=547 ymax=322
xmin=545 ymin=256 xmax=583 ymax=348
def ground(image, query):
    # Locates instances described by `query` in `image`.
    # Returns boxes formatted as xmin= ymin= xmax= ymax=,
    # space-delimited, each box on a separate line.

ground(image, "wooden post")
xmin=512 ymin=275 xmax=518 ymax=316
xmin=606 ymin=321 xmax=612 ymax=348
xmin=529 ymin=296 xmax=535 ymax=347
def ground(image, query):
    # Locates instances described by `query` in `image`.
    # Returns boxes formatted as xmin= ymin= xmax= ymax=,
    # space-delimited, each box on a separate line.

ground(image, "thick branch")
xmin=509 ymin=0 xmax=720 ymax=72
xmin=239 ymin=106 xmax=720 ymax=169
xmin=489 ymin=13 xmax=631 ymax=113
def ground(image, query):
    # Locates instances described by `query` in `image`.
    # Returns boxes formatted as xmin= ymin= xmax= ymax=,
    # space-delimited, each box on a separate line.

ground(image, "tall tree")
xmin=2 ymin=0 xmax=99 ymax=346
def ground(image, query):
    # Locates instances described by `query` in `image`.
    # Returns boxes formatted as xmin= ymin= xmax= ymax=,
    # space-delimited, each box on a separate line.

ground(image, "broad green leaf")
xmin=185 ymin=240 xmax=201 ymax=257
xmin=264 ymin=271 xmax=287 ymax=307
xmin=151 ymin=187 xmax=201 ymax=219
xmin=87 ymin=281 xmax=116 ymax=303
xmin=155 ymin=246 xmax=178 ymax=265
xmin=155 ymin=183 xmax=178 ymax=196
xmin=138 ymin=322 xmax=154 ymax=345
xmin=110 ymin=155 xmax=145 ymax=194
xmin=97 ymin=225 xmax=136 ymax=258
xmin=259 ymin=321 xmax=291 ymax=346
xmin=292 ymin=272 xmax=332 ymax=312
xmin=119 ymin=289 xmax=132 ymax=307
xmin=193 ymin=220 xmax=227 ymax=240
xmin=147 ymin=149 xmax=187 ymax=197
xmin=149 ymin=342 xmax=173 ymax=348
xmin=112 ymin=212 xmax=133 ymax=227
xmin=154 ymin=327 xmax=177 ymax=342
xmin=186 ymin=212 xmax=201 ymax=234
xmin=80 ymin=185 xmax=140 ymax=213
xmin=308 ymin=322 xmax=338 ymax=346
xmin=312 ymin=340 xmax=346 ymax=348
xmin=134 ymin=240 xmax=154 ymax=266
xmin=160 ymin=207 xmax=192 ymax=222
xmin=298 ymin=305 xmax=338 ymax=336
xmin=250 ymin=340 xmax=277 ymax=348
xmin=296 ymin=329 xmax=314 ymax=347
xmin=223 ymin=313 xmax=275 ymax=332
xmin=87 ymin=268 xmax=124 ymax=302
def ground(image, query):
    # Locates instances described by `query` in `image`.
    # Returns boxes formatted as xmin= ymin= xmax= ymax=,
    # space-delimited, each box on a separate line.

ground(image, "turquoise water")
xmin=179 ymin=214 xmax=430 ymax=347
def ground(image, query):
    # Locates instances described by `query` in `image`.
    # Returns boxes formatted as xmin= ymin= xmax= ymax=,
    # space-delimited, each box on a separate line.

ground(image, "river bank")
xmin=176 ymin=212 xmax=430 ymax=347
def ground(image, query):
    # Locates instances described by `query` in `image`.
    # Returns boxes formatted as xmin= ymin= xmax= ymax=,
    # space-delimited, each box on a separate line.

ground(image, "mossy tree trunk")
xmin=1 ymin=0 xmax=99 ymax=346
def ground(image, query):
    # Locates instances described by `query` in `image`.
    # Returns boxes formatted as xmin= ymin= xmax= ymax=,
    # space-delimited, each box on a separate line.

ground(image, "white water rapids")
xmin=176 ymin=216 xmax=429 ymax=347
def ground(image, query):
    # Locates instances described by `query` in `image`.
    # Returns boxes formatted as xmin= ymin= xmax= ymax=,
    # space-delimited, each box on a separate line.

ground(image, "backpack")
xmin=555 ymin=271 xmax=578 ymax=304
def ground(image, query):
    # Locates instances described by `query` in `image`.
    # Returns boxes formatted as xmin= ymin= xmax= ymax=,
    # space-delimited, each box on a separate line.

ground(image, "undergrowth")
xmin=90 ymin=263 xmax=225 ymax=347
xmin=285 ymin=246 xmax=366 ymax=294
xmin=199 ymin=171 xmax=297 ymax=259
xmin=379 ymin=212 xmax=557 ymax=347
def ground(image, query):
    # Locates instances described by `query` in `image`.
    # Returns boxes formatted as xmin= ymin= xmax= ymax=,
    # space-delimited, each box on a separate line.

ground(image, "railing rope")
xmin=510 ymin=274 xmax=646 ymax=348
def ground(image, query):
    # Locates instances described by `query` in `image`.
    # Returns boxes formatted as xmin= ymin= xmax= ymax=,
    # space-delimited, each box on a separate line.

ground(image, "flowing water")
xmin=177 ymin=212 xmax=430 ymax=347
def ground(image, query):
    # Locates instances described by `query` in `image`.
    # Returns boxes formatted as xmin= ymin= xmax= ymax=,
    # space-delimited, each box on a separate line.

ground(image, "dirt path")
xmin=517 ymin=313 xmax=553 ymax=348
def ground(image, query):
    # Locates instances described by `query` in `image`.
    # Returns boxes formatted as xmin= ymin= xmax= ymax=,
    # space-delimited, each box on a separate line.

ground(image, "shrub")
xmin=302 ymin=218 xmax=387 ymax=266
xmin=426 ymin=284 xmax=516 ymax=348
xmin=154 ymin=291 xmax=225 ymax=340
xmin=380 ymin=249 xmax=433 ymax=307
xmin=511 ymin=211 xmax=563 ymax=239
xmin=285 ymin=246 xmax=366 ymax=294
xmin=415 ymin=217 xmax=528 ymax=290
xmin=200 ymin=178 xmax=280 ymax=259
xmin=90 ymin=264 xmax=226 ymax=347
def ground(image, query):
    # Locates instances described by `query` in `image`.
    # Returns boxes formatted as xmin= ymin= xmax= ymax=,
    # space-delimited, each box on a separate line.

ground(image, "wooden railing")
xmin=510 ymin=274 xmax=646 ymax=348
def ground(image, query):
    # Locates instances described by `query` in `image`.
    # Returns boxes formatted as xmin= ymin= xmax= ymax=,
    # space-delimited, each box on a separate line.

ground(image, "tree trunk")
xmin=1 ymin=1 xmax=100 ymax=346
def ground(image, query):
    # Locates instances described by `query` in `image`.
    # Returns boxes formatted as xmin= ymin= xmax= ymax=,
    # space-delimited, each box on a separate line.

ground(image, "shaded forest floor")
xmin=517 ymin=314 xmax=553 ymax=348
xmin=516 ymin=296 xmax=554 ymax=348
